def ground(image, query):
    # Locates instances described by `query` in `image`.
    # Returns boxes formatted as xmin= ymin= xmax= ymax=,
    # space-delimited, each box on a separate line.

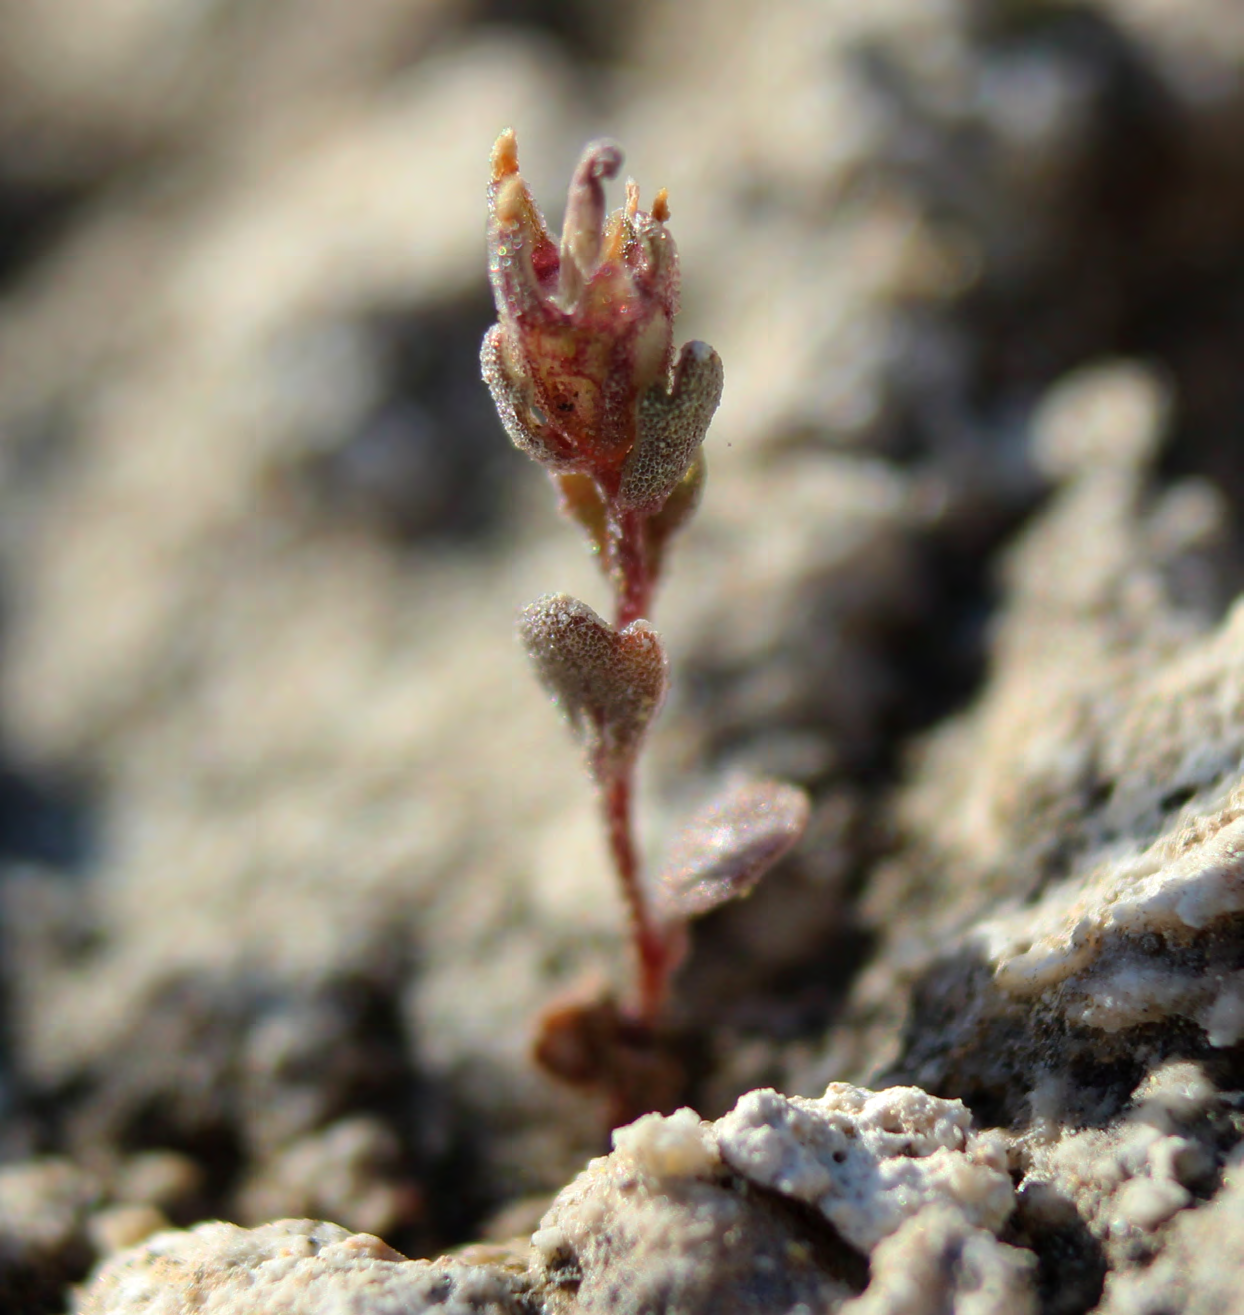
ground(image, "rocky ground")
xmin=0 ymin=0 xmax=1243 ymax=1310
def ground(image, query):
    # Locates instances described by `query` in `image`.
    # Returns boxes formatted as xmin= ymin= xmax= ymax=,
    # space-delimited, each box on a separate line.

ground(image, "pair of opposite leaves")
xmin=520 ymin=593 xmax=809 ymax=927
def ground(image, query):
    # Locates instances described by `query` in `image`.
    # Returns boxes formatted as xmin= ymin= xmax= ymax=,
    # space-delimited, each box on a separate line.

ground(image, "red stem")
xmin=611 ymin=508 xmax=652 ymax=631
xmin=603 ymin=771 xmax=668 ymax=1024
xmin=601 ymin=501 xmax=667 ymax=1023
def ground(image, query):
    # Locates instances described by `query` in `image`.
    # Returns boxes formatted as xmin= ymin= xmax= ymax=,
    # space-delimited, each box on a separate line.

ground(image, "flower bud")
xmin=483 ymin=130 xmax=717 ymax=509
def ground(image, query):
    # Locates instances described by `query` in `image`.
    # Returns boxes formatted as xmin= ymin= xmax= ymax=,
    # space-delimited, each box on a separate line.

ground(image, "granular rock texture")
xmin=529 ymin=1108 xmax=862 ymax=1315
xmin=715 ymin=1084 xmax=1013 ymax=1252
xmin=3 ymin=0 xmax=1244 ymax=1311
xmin=77 ymin=1219 xmax=532 ymax=1315
xmin=79 ymin=1092 xmax=1033 ymax=1313
xmin=1098 ymin=1143 xmax=1244 ymax=1315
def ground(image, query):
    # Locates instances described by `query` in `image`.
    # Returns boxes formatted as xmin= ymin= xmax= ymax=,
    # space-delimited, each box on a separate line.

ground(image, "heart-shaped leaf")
xmin=618 ymin=340 xmax=723 ymax=514
xmin=519 ymin=593 xmax=668 ymax=780
xmin=653 ymin=779 xmax=810 ymax=924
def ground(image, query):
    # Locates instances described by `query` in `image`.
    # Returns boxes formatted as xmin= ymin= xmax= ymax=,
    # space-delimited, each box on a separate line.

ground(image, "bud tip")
xmin=491 ymin=128 xmax=519 ymax=182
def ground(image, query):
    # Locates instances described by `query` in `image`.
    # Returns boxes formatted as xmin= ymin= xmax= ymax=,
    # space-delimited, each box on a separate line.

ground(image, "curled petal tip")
xmin=561 ymin=140 xmax=626 ymax=299
xmin=578 ymin=139 xmax=624 ymax=183
xmin=491 ymin=128 xmax=519 ymax=182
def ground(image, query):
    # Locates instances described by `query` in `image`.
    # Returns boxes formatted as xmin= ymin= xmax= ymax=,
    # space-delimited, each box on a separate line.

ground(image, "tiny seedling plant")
xmin=482 ymin=130 xmax=809 ymax=1121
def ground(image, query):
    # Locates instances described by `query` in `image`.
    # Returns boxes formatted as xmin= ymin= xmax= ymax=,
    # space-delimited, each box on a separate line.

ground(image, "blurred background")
xmin=0 ymin=0 xmax=1243 ymax=1307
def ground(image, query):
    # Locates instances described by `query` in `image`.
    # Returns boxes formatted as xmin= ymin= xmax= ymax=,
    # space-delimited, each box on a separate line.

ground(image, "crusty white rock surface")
xmin=981 ymin=771 xmax=1244 ymax=1037
xmin=79 ymin=1087 xmax=1032 ymax=1312
xmin=1098 ymin=1146 xmax=1244 ymax=1315
xmin=76 ymin=1219 xmax=530 ymax=1315
xmin=527 ymin=1087 xmax=1024 ymax=1313
xmin=715 ymin=1083 xmax=1013 ymax=1251
xmin=839 ymin=1206 xmax=1037 ymax=1315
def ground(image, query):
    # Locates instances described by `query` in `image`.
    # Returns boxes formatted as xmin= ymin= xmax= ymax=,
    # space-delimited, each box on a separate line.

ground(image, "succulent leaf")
xmin=518 ymin=593 xmax=668 ymax=780
xmin=654 ymin=779 xmax=811 ymax=923
xmin=618 ymin=340 xmax=723 ymax=513
xmin=481 ymin=325 xmax=580 ymax=470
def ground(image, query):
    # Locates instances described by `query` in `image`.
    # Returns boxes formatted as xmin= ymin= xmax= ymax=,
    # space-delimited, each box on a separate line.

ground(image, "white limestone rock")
xmin=839 ymin=1206 xmax=1037 ymax=1315
xmin=75 ymin=1219 xmax=529 ymax=1315
xmin=1098 ymin=1147 xmax=1244 ymax=1315
xmin=610 ymin=1106 xmax=720 ymax=1180
xmin=525 ymin=1086 xmax=1024 ymax=1313
xmin=715 ymin=1083 xmax=1015 ymax=1252
xmin=978 ymin=753 xmax=1244 ymax=1041
xmin=78 ymin=1091 xmax=1016 ymax=1312
xmin=531 ymin=1103 xmax=863 ymax=1315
